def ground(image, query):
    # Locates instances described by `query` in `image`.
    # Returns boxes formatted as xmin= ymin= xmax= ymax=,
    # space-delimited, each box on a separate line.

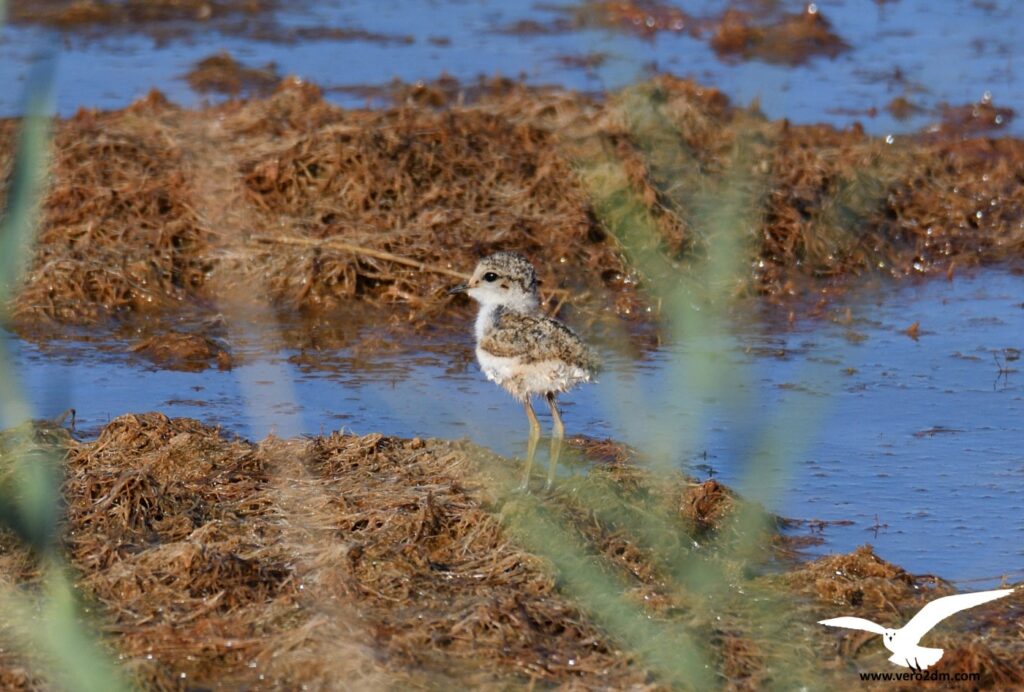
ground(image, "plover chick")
xmin=450 ymin=251 xmax=599 ymax=485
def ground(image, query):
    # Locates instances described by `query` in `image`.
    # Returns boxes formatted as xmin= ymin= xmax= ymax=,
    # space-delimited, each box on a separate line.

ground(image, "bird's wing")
xmin=481 ymin=312 xmax=598 ymax=370
xmin=818 ymin=616 xmax=887 ymax=635
xmin=478 ymin=312 xmax=552 ymax=359
xmin=901 ymin=589 xmax=1014 ymax=644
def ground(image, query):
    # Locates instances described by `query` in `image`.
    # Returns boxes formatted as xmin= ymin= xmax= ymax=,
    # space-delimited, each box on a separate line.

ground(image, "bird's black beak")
xmin=448 ymin=283 xmax=469 ymax=295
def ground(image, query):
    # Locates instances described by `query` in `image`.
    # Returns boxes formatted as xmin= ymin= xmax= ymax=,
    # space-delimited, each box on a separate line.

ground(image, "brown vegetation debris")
xmin=7 ymin=0 xmax=277 ymax=31
xmin=710 ymin=6 xmax=848 ymax=65
xmin=926 ymin=639 xmax=1024 ymax=689
xmin=4 ymin=78 xmax=635 ymax=337
xmin=555 ymin=52 xmax=610 ymax=71
xmin=128 ymin=330 xmax=232 ymax=371
xmin=184 ymin=52 xmax=280 ymax=96
xmin=6 ymin=1 xmax=414 ymax=46
xmin=9 ymin=90 xmax=206 ymax=325
xmin=530 ymin=2 xmax=844 ymax=66
xmin=7 ymin=74 xmax=1024 ymax=341
xmin=788 ymin=544 xmax=945 ymax=610
xmin=0 ymin=649 xmax=43 ymax=692
xmin=718 ymin=631 xmax=767 ymax=688
xmin=577 ymin=0 xmax=700 ymax=37
xmin=680 ymin=478 xmax=736 ymax=529
xmin=793 ymin=546 xmax=1024 ymax=685
xmin=888 ymin=96 xmax=924 ymax=121
xmin=936 ymin=96 xmax=1015 ymax=138
xmin=0 ymin=414 xmax=661 ymax=688
xmin=493 ymin=18 xmax=575 ymax=35
xmin=566 ymin=434 xmax=635 ymax=465
xmin=235 ymin=23 xmax=416 ymax=45
xmin=1 ymin=416 xmax=1021 ymax=687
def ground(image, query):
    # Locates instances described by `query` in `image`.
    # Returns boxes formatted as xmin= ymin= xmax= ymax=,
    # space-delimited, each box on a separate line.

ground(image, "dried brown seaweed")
xmin=0 ymin=416 xmax=1020 ymax=688
xmin=4 ymin=76 xmax=1024 ymax=344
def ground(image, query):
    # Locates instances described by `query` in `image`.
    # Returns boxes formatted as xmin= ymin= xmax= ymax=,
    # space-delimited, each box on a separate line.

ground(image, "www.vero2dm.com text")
xmin=858 ymin=670 xmax=981 ymax=683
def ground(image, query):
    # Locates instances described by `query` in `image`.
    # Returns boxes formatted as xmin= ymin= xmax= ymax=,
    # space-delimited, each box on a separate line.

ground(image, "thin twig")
xmin=249 ymin=235 xmax=471 ymax=280
xmin=248 ymin=235 xmax=572 ymax=296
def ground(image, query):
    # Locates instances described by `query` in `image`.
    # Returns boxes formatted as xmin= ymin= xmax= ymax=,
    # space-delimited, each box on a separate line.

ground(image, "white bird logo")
xmin=819 ymin=588 xmax=1014 ymax=670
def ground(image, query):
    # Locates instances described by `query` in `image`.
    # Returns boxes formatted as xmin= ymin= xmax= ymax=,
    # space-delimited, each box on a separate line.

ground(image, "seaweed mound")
xmin=0 ymin=415 xmax=1020 ymax=688
xmin=4 ymin=76 xmax=1024 ymax=337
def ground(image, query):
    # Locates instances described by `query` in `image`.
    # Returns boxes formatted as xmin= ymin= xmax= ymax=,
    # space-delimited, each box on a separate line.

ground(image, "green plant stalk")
xmin=484 ymin=461 xmax=713 ymax=689
xmin=0 ymin=59 xmax=53 ymax=319
xmin=565 ymin=62 xmax=819 ymax=683
xmin=0 ymin=560 xmax=129 ymax=692
xmin=0 ymin=337 xmax=32 ymax=430
xmin=0 ymin=54 xmax=129 ymax=690
xmin=0 ymin=54 xmax=58 ymax=541
xmin=638 ymin=125 xmax=808 ymax=670
xmin=569 ymin=83 xmax=846 ymax=684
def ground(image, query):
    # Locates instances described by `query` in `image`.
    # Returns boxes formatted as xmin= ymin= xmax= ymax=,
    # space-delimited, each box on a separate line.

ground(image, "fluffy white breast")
xmin=475 ymin=346 xmax=520 ymax=384
xmin=475 ymin=348 xmax=592 ymax=401
xmin=473 ymin=300 xmax=592 ymax=400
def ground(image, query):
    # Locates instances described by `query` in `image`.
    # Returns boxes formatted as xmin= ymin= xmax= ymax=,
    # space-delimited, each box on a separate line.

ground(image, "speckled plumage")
xmin=451 ymin=252 xmax=597 ymax=484
xmin=477 ymin=307 xmax=599 ymax=401
xmin=455 ymin=252 xmax=599 ymax=402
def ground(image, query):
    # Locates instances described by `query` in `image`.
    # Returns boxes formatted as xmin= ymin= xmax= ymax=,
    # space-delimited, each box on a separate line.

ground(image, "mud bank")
xmin=0 ymin=414 xmax=1019 ymax=688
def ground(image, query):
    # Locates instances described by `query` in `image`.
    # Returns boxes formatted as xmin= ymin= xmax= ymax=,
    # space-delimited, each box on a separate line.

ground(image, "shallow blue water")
xmin=5 ymin=269 xmax=1023 ymax=585
xmin=0 ymin=0 xmax=1022 ymax=136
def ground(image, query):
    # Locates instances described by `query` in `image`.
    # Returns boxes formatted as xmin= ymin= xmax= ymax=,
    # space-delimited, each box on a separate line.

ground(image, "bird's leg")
xmin=545 ymin=392 xmax=564 ymax=489
xmin=521 ymin=399 xmax=541 ymax=489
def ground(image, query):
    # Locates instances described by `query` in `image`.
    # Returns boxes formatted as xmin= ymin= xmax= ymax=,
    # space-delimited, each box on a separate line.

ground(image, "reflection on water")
xmin=5 ymin=269 xmax=1024 ymax=584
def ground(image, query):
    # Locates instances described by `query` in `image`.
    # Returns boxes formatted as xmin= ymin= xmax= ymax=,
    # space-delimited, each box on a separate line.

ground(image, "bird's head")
xmin=883 ymin=629 xmax=898 ymax=643
xmin=449 ymin=252 xmax=539 ymax=312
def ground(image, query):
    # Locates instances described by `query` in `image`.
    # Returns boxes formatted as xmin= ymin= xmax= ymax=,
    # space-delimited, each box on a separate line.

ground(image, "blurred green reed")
xmin=0 ymin=44 xmax=129 ymax=691
xmin=0 ymin=66 xmax=50 ymax=413
xmin=480 ymin=84 xmax=842 ymax=686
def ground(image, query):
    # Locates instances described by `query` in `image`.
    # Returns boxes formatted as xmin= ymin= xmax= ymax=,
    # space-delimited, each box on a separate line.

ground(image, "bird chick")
xmin=450 ymin=251 xmax=599 ymax=485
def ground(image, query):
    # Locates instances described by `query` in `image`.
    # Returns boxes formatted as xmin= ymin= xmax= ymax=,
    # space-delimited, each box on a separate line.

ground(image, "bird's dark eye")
xmin=483 ymin=272 xmax=499 ymax=282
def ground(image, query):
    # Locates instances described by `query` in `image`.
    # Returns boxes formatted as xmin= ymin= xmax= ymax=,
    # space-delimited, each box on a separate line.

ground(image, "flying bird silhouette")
xmin=819 ymin=588 xmax=1015 ymax=670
